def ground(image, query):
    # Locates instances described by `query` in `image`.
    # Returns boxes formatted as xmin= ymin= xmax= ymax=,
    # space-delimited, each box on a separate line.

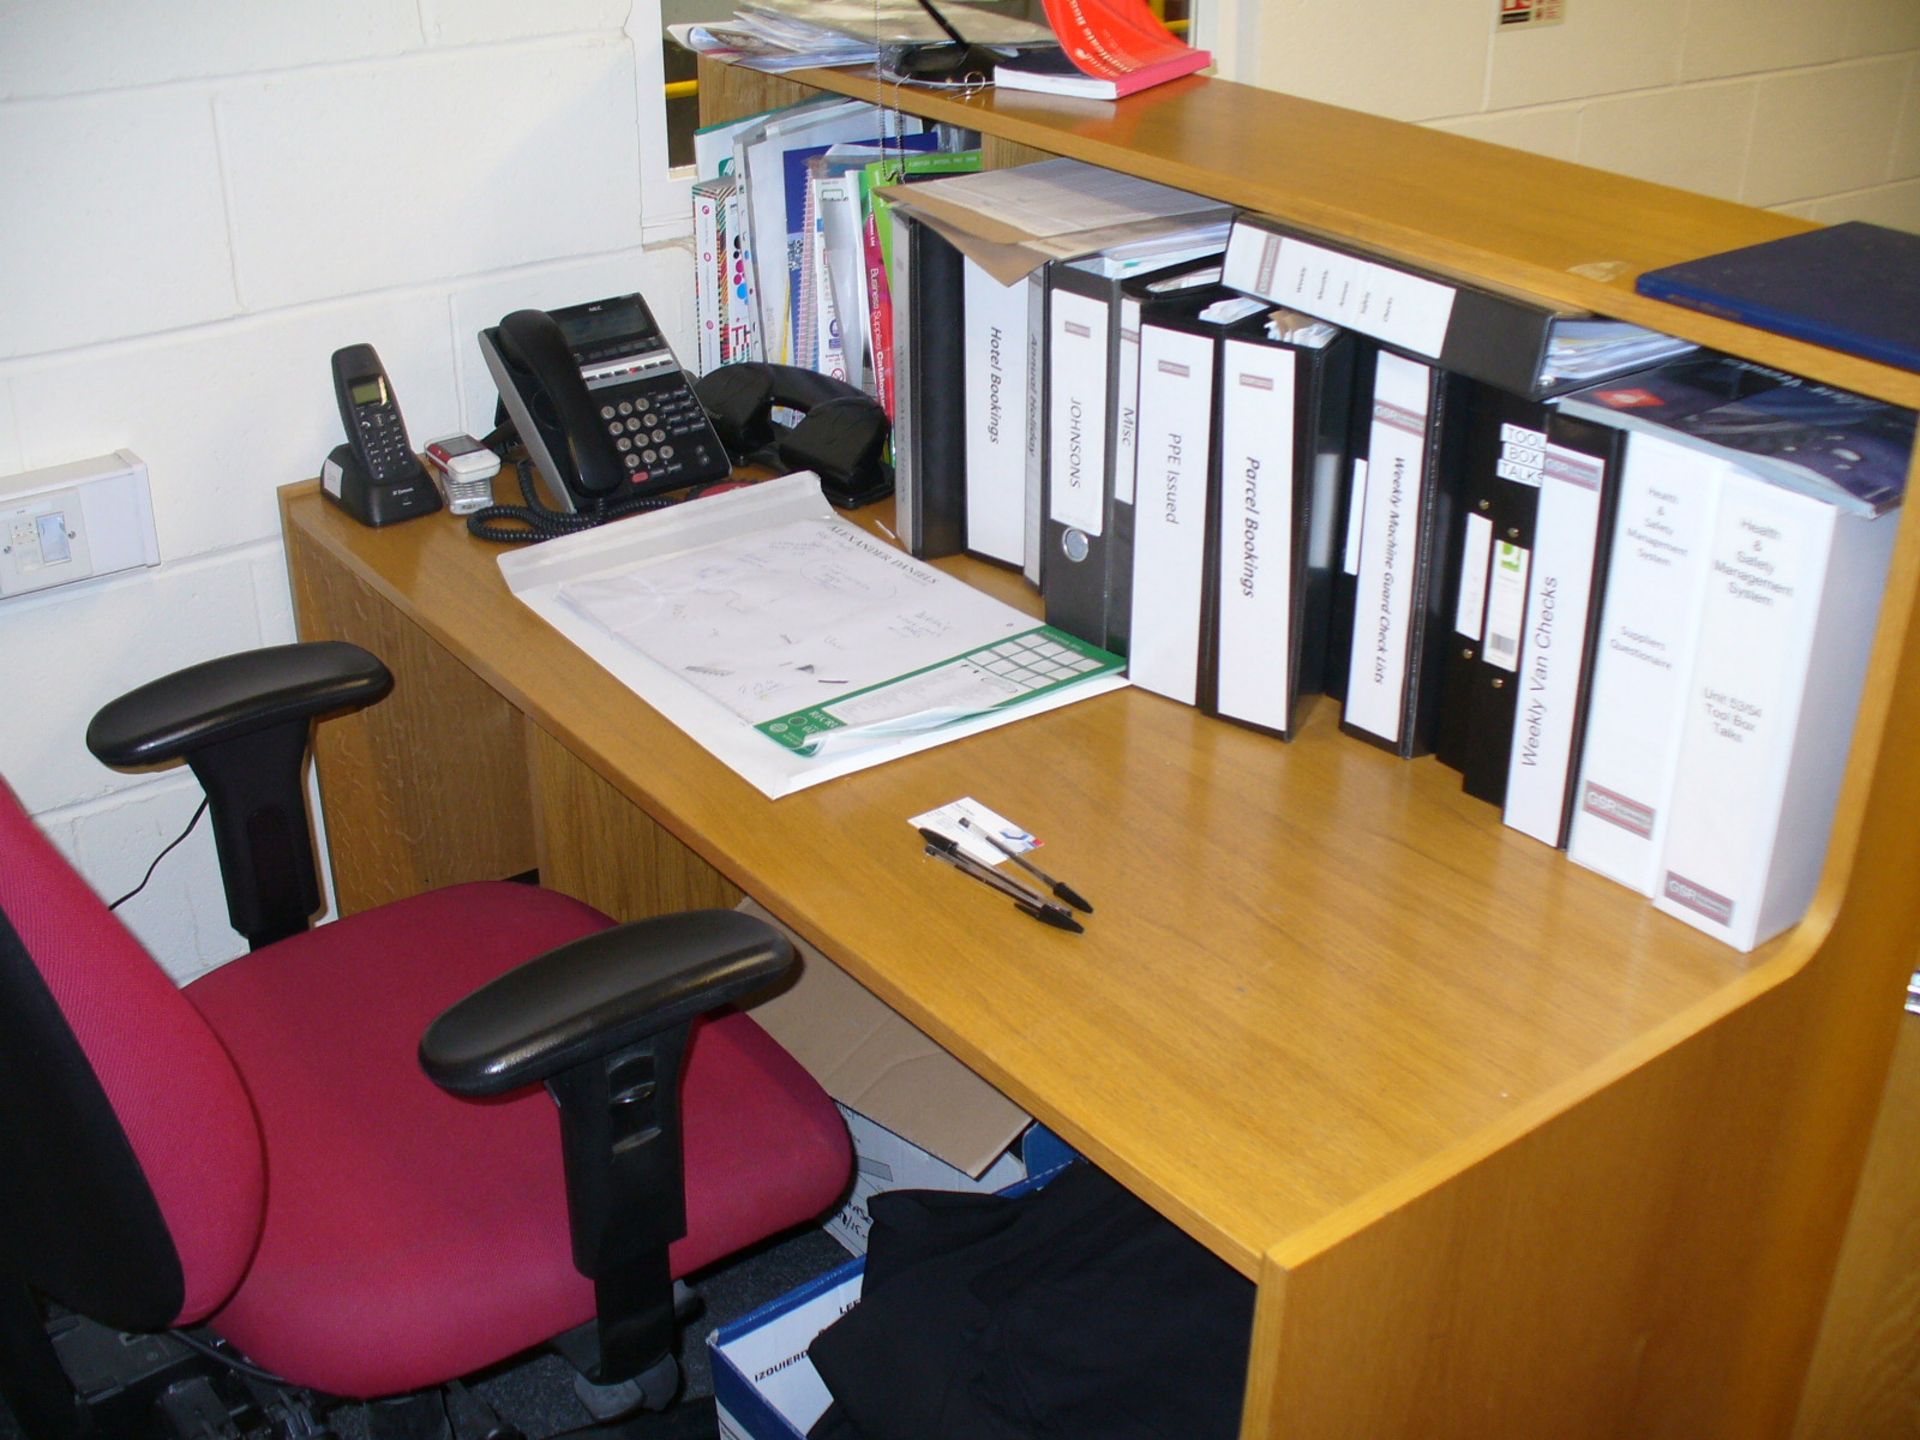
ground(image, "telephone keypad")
xmin=588 ymin=370 xmax=725 ymax=490
xmin=355 ymin=407 xmax=415 ymax=481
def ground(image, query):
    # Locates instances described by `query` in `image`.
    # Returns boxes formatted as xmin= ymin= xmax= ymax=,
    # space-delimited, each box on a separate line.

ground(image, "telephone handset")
xmin=322 ymin=344 xmax=441 ymax=526
xmin=693 ymin=362 xmax=892 ymax=508
xmin=334 ymin=344 xmax=423 ymax=485
xmin=479 ymin=294 xmax=730 ymax=512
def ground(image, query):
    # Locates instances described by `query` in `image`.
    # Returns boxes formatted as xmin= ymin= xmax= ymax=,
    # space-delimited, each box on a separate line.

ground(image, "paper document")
xmin=746 ymin=0 xmax=1053 ymax=45
xmin=500 ymin=474 xmax=1127 ymax=798
xmin=880 ymin=158 xmax=1230 ymax=284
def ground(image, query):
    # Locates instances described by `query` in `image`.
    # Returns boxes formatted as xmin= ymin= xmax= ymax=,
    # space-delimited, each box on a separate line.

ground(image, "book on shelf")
xmin=1635 ymin=221 xmax=1920 ymax=374
xmin=864 ymin=208 xmax=896 ymax=416
xmin=1552 ymin=352 xmax=1912 ymax=516
xmin=735 ymin=99 xmax=928 ymax=366
xmin=995 ymin=0 xmax=1211 ymax=99
xmin=1427 ymin=346 xmax=1798 ymax=811
xmin=862 ymin=149 xmax=985 ymax=417
xmin=692 ymin=176 xmax=733 ymax=375
xmin=994 ymin=41 xmax=1206 ymax=100
xmin=783 ymin=134 xmax=939 ymax=374
xmin=812 ymin=164 xmax=864 ymax=386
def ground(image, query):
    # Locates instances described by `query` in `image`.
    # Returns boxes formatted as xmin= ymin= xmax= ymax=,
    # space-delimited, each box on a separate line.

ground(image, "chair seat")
xmin=185 ymin=882 xmax=852 ymax=1399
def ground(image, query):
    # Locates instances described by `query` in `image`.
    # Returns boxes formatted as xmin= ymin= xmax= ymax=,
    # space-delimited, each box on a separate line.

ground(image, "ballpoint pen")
xmin=919 ymin=827 xmax=1083 ymax=922
xmin=919 ymin=836 xmax=1084 ymax=933
xmin=958 ymin=817 xmax=1093 ymax=914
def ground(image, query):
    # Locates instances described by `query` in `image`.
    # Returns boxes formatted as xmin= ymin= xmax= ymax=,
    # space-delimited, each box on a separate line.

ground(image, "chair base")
xmin=9 ymin=1307 xmax=336 ymax=1440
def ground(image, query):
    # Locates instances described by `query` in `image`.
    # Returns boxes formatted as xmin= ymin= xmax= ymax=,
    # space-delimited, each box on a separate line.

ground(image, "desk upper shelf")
xmin=698 ymin=59 xmax=1920 ymax=412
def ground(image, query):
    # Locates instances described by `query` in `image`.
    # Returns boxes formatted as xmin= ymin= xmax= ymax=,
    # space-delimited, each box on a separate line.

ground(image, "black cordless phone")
xmin=323 ymin=344 xmax=440 ymax=526
xmin=333 ymin=344 xmax=423 ymax=485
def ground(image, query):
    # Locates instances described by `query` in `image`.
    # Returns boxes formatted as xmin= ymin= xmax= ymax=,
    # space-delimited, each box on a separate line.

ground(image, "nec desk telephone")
xmin=481 ymin=294 xmax=731 ymax=510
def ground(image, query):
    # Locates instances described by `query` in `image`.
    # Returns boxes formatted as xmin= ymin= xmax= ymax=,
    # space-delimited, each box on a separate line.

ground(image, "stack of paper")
xmin=878 ymin=157 xmax=1230 ymax=284
xmin=499 ymin=474 xmax=1127 ymax=798
xmin=668 ymin=8 xmax=879 ymax=72
xmin=1536 ymin=319 xmax=1695 ymax=386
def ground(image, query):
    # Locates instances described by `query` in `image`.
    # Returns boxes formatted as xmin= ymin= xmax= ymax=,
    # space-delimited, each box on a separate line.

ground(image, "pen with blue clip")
xmin=958 ymin=817 xmax=1093 ymax=915
xmin=918 ymin=828 xmax=1084 ymax=933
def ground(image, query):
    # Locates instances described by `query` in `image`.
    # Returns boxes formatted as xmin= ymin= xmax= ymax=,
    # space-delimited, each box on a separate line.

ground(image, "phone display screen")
xmin=559 ymin=297 xmax=657 ymax=353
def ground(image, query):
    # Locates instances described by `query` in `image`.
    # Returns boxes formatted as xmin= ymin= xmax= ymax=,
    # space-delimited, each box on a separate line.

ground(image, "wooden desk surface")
xmin=281 ymin=479 xmax=1775 ymax=1283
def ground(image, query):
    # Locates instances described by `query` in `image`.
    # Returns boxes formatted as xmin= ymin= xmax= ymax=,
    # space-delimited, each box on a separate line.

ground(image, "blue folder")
xmin=1635 ymin=221 xmax=1920 ymax=374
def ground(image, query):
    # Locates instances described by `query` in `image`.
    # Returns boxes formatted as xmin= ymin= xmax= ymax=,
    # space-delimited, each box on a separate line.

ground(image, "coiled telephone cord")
xmin=465 ymin=459 xmax=674 ymax=544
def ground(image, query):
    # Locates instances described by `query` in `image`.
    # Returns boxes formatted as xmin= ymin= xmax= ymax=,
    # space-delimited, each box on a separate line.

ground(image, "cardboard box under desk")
xmin=735 ymin=900 xmax=1033 ymax=1254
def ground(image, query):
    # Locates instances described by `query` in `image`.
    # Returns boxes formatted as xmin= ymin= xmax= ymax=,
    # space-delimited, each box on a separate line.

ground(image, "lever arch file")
xmin=1124 ymin=281 xmax=1250 ymax=705
xmin=1205 ymin=312 xmax=1355 ymax=739
xmin=963 ymin=257 xmax=1037 ymax=567
xmin=1337 ymin=347 xmax=1470 ymax=757
xmin=893 ymin=212 xmax=968 ymax=559
xmin=1222 ymin=213 xmax=1687 ymax=401
xmin=1564 ymin=431 xmax=1725 ymax=894
xmin=1436 ymin=385 xmax=1548 ymax=795
xmin=1499 ymin=411 xmax=1623 ymax=848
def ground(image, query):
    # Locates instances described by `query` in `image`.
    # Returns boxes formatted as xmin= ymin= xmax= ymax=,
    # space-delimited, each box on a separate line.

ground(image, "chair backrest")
xmin=0 ymin=779 xmax=264 ymax=1329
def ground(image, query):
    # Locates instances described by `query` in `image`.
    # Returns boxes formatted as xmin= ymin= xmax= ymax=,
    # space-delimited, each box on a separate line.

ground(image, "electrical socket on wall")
xmin=0 ymin=451 xmax=160 ymax=600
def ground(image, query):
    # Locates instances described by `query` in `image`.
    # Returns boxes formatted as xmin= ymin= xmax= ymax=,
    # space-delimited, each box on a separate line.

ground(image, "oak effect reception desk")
xmin=279 ymin=61 xmax=1920 ymax=1440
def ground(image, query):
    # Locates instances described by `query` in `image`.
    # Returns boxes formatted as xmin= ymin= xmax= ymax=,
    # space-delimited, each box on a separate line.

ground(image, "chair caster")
xmin=570 ymin=1353 xmax=679 ymax=1423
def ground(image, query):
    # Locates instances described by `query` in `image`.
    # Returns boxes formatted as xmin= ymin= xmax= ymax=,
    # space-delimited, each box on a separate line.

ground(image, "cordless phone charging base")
xmin=320 ymin=442 xmax=442 ymax=527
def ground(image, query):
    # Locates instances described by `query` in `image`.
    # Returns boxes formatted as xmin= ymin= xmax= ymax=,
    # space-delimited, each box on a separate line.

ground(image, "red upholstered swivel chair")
xmin=0 ymin=643 xmax=852 ymax=1439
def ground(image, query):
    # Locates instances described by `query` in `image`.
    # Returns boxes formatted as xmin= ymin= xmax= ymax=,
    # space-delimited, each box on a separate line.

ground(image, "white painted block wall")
xmin=1206 ymin=0 xmax=1920 ymax=231
xmin=0 ymin=0 xmax=689 ymax=980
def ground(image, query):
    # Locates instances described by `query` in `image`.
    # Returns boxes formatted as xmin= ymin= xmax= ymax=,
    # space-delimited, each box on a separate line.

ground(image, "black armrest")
xmin=86 ymin=641 xmax=392 ymax=768
xmin=419 ymin=909 xmax=795 ymax=1098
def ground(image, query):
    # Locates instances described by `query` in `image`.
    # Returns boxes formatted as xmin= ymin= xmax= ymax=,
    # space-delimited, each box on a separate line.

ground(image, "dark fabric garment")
xmin=806 ymin=1162 xmax=1253 ymax=1439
